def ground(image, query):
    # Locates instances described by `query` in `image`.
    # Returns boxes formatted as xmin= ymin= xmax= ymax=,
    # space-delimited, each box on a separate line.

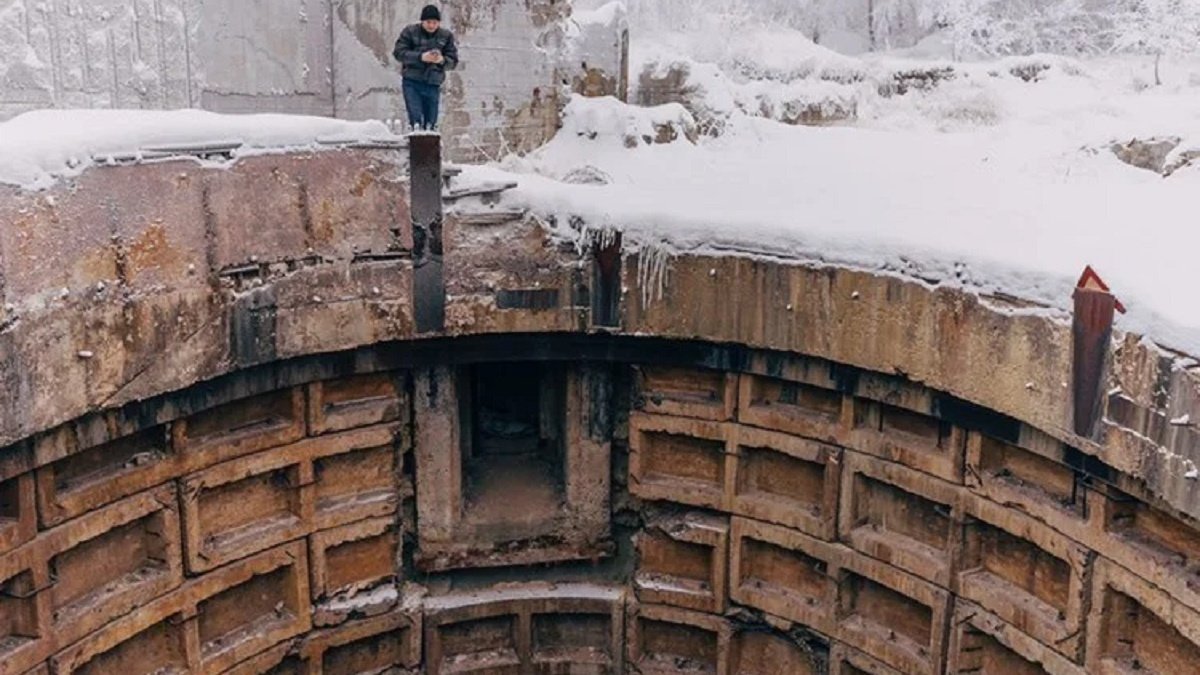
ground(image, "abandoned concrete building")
xmin=4 ymin=2 xmax=1200 ymax=675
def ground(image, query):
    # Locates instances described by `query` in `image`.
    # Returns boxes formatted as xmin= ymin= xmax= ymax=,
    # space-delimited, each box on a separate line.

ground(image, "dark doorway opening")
xmin=462 ymin=363 xmax=567 ymax=533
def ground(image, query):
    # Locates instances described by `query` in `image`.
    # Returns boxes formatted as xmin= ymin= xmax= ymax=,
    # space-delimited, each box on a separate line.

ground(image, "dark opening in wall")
xmin=0 ymin=477 xmax=17 ymax=523
xmin=462 ymin=363 xmax=567 ymax=531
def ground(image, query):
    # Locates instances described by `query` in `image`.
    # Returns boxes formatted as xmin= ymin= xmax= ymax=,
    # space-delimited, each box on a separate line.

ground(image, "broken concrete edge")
xmin=0 ymin=148 xmax=1197 ymax=524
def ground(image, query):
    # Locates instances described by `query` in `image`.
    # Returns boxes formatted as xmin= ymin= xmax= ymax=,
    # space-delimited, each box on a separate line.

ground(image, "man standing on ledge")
xmin=394 ymin=5 xmax=459 ymax=131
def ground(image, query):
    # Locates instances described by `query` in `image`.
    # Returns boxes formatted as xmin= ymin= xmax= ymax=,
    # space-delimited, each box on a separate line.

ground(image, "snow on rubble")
xmin=0 ymin=109 xmax=396 ymax=190
xmin=479 ymin=27 xmax=1200 ymax=356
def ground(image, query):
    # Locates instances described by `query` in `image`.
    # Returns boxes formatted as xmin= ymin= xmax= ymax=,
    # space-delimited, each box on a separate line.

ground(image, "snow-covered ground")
xmin=0 ymin=16 xmax=1196 ymax=356
xmin=478 ymin=20 xmax=1200 ymax=355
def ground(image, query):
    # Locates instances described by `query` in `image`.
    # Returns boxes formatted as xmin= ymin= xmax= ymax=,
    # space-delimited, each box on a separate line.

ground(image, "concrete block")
xmin=635 ymin=365 xmax=738 ymax=421
xmin=0 ymin=472 xmax=36 ymax=555
xmin=222 ymin=641 xmax=298 ymax=675
xmin=958 ymin=497 xmax=1091 ymax=662
xmin=50 ymin=602 xmax=195 ymax=675
xmin=42 ymin=485 xmax=183 ymax=650
xmin=964 ymin=432 xmax=1092 ymax=542
xmin=100 ymin=165 xmax=210 ymax=293
xmin=307 ymin=372 xmax=405 ymax=436
xmin=948 ymin=600 xmax=1085 ymax=675
xmin=731 ymin=425 xmax=841 ymax=539
xmin=205 ymin=156 xmax=312 ymax=269
xmin=299 ymin=609 xmax=421 ymax=674
xmin=309 ymin=425 xmax=402 ymax=531
xmin=628 ymin=603 xmax=730 ymax=675
xmin=424 ymin=583 xmax=624 ymax=675
xmin=190 ymin=541 xmax=312 ymax=673
xmin=635 ymin=510 xmax=728 ymax=614
xmin=443 ymin=219 xmax=585 ymax=335
xmin=738 ymin=374 xmax=850 ymax=444
xmin=309 ymin=517 xmax=401 ymax=627
xmin=629 ymin=413 xmax=734 ymax=512
xmin=729 ymin=517 xmax=839 ymax=636
xmin=834 ymin=549 xmax=951 ymax=675
xmin=271 ymin=262 xmax=415 ymax=362
xmin=34 ymin=426 xmax=174 ymax=528
xmin=828 ymin=643 xmax=904 ymax=675
xmin=838 ymin=451 xmax=962 ymax=588
xmin=180 ymin=441 xmax=314 ymax=574
xmin=1086 ymin=558 xmax=1200 ymax=674
xmin=0 ymin=543 xmax=53 ymax=675
xmin=0 ymin=191 xmax=118 ymax=302
xmin=848 ymin=399 xmax=966 ymax=484
xmin=172 ymin=388 xmax=306 ymax=472
xmin=293 ymin=151 xmax=412 ymax=259
xmin=729 ymin=627 xmax=824 ymax=675
xmin=1094 ymin=484 xmax=1200 ymax=616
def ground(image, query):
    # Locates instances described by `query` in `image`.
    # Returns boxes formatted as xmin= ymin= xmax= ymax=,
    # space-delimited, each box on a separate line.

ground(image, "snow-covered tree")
xmin=929 ymin=0 xmax=1124 ymax=58
xmin=580 ymin=0 xmax=1200 ymax=61
xmin=1115 ymin=0 xmax=1200 ymax=84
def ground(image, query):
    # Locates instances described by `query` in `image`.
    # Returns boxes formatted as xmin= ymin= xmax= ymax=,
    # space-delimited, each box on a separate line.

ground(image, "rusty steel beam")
xmin=1073 ymin=287 xmax=1117 ymax=438
xmin=410 ymin=134 xmax=445 ymax=334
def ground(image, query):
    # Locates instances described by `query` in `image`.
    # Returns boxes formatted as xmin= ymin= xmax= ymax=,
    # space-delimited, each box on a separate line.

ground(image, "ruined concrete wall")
xmin=2 ymin=149 xmax=1200 ymax=674
xmin=3 ymin=322 xmax=1200 ymax=674
xmin=0 ymin=0 xmax=628 ymax=161
xmin=1 ymin=147 xmax=1199 ymax=524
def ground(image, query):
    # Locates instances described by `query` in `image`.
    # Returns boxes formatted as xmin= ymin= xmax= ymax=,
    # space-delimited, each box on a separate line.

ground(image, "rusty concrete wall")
xmin=0 ymin=0 xmax=628 ymax=161
xmin=4 ymin=301 xmax=1200 ymax=674
xmin=0 ymin=145 xmax=1198 ymax=531
xmin=3 ymin=148 xmax=1200 ymax=674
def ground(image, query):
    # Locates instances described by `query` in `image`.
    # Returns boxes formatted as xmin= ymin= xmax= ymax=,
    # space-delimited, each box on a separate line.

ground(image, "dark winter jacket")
xmin=393 ymin=24 xmax=459 ymax=87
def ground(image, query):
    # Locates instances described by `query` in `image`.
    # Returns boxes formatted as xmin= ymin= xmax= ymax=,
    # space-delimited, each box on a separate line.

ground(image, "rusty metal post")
xmin=410 ymin=133 xmax=445 ymax=334
xmin=1072 ymin=287 xmax=1116 ymax=438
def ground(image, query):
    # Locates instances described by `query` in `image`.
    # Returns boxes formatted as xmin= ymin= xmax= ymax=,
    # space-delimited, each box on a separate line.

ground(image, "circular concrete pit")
xmin=2 ymin=148 xmax=1200 ymax=675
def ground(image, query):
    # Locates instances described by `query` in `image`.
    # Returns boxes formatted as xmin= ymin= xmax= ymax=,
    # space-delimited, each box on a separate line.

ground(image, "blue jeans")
xmin=403 ymin=78 xmax=441 ymax=130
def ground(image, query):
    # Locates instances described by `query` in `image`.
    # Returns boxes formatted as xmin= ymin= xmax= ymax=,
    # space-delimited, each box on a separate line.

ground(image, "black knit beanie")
xmin=420 ymin=5 xmax=441 ymax=21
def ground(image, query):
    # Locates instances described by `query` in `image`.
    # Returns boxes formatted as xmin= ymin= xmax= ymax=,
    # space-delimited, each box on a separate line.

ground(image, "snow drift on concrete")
xmin=489 ymin=83 xmax=1200 ymax=355
xmin=0 ymin=109 xmax=394 ymax=190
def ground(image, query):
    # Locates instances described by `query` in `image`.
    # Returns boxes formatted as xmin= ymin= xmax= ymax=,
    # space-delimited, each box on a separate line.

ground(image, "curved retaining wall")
xmin=3 ymin=338 xmax=1200 ymax=674
xmin=1 ymin=148 xmax=1199 ymax=674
